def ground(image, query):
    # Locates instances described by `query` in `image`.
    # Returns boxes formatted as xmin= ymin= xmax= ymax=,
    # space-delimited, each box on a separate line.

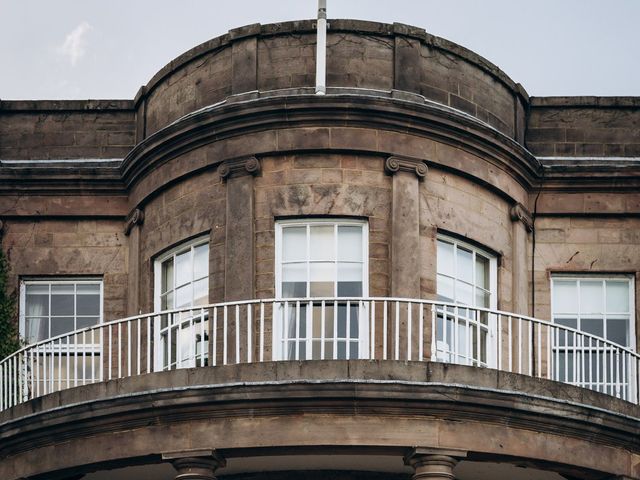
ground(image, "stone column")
xmin=163 ymin=450 xmax=226 ymax=480
xmin=220 ymin=156 xmax=261 ymax=302
xmin=404 ymin=448 xmax=466 ymax=480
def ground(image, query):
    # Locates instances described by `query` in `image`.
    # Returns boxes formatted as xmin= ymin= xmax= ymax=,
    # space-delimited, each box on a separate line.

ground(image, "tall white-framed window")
xmin=551 ymin=275 xmax=635 ymax=397
xmin=154 ymin=237 xmax=209 ymax=370
xmin=436 ymin=234 xmax=497 ymax=367
xmin=19 ymin=278 xmax=103 ymax=391
xmin=275 ymin=219 xmax=369 ymax=361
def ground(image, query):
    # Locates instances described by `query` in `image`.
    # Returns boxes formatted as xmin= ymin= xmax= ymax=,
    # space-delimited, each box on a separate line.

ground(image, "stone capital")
xmin=219 ymin=155 xmax=261 ymax=181
xmin=404 ymin=448 xmax=467 ymax=480
xmin=163 ymin=450 xmax=226 ymax=480
xmin=510 ymin=202 xmax=533 ymax=232
xmin=123 ymin=208 xmax=144 ymax=236
xmin=385 ymin=155 xmax=428 ymax=180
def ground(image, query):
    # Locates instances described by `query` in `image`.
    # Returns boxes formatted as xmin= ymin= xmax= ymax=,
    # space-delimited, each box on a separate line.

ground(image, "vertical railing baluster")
xmin=383 ymin=300 xmax=388 ymax=361
xmin=223 ymin=306 xmax=228 ymax=365
xmin=213 ymin=307 xmax=218 ymax=367
xmin=260 ymin=302 xmax=265 ymax=362
xmin=247 ymin=303 xmax=252 ymax=363
xmin=137 ymin=318 xmax=141 ymax=375
xmin=407 ymin=302 xmax=412 ymax=361
xmin=235 ymin=304 xmax=240 ymax=364
xmin=200 ymin=308 xmax=206 ymax=367
xmin=430 ymin=304 xmax=436 ymax=362
xmin=418 ymin=302 xmax=424 ymax=361
xmin=394 ymin=301 xmax=400 ymax=361
xmin=370 ymin=300 xmax=375 ymax=360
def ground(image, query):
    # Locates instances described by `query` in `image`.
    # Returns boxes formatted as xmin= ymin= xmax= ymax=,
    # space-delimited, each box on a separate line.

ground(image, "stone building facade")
xmin=0 ymin=19 xmax=639 ymax=480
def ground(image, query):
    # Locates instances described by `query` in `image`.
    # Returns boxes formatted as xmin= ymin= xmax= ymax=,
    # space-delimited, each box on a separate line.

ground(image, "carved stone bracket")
xmin=385 ymin=156 xmax=428 ymax=180
xmin=162 ymin=449 xmax=226 ymax=480
xmin=219 ymin=156 xmax=261 ymax=182
xmin=404 ymin=448 xmax=467 ymax=480
xmin=123 ymin=208 xmax=144 ymax=236
xmin=510 ymin=202 xmax=533 ymax=232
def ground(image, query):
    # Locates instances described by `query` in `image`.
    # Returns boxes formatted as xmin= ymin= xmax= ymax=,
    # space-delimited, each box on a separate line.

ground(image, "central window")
xmin=275 ymin=219 xmax=368 ymax=361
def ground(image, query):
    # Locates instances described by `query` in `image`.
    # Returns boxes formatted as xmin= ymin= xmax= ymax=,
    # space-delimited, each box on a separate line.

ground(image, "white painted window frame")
xmin=19 ymin=278 xmax=104 ymax=347
xmin=274 ymin=218 xmax=369 ymax=361
xmin=153 ymin=236 xmax=210 ymax=371
xmin=436 ymin=234 xmax=498 ymax=367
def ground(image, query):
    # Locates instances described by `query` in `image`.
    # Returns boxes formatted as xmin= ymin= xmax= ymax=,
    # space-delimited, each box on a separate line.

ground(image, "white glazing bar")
xmin=235 ymin=304 xmax=240 ymax=364
xmin=418 ymin=303 xmax=424 ymax=361
xmin=407 ymin=302 xmax=412 ymax=361
xmin=383 ymin=300 xmax=388 ymax=360
xmin=247 ymin=304 xmax=252 ymax=363
xmin=260 ymin=303 xmax=265 ymax=362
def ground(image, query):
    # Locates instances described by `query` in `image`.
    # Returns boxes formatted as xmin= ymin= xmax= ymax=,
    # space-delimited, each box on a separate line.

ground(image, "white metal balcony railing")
xmin=1 ymin=297 xmax=638 ymax=411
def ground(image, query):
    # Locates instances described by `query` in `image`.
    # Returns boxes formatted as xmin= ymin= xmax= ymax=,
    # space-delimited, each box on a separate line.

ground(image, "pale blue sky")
xmin=0 ymin=0 xmax=638 ymax=100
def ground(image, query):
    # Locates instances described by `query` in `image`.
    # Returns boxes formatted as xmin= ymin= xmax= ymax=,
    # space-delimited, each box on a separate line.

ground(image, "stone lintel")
xmin=123 ymin=208 xmax=144 ymax=236
xmin=219 ymin=156 xmax=261 ymax=182
xmin=385 ymin=155 xmax=428 ymax=180
xmin=510 ymin=202 xmax=533 ymax=232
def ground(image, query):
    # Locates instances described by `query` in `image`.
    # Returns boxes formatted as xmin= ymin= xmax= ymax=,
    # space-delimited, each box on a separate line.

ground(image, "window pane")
xmin=606 ymin=281 xmax=629 ymax=313
xmin=553 ymin=280 xmax=578 ymax=314
xmin=26 ymin=291 xmax=49 ymax=317
xmin=51 ymin=292 xmax=74 ymax=316
xmin=77 ymin=316 xmax=100 ymax=330
xmin=282 ymin=282 xmax=306 ymax=298
xmin=475 ymin=255 xmax=490 ymax=289
xmin=607 ymin=318 xmax=629 ymax=346
xmin=161 ymin=258 xmax=174 ymax=294
xmin=193 ymin=244 xmax=209 ymax=279
xmin=76 ymin=294 xmax=100 ymax=316
xmin=283 ymin=227 xmax=307 ymax=262
xmin=437 ymin=240 xmax=454 ymax=277
xmin=582 ymin=318 xmax=603 ymax=337
xmin=338 ymin=226 xmax=362 ymax=262
xmin=51 ymin=317 xmax=74 ymax=337
xmin=437 ymin=275 xmax=454 ymax=303
xmin=338 ymin=281 xmax=362 ymax=297
xmin=175 ymin=284 xmax=192 ymax=309
xmin=193 ymin=278 xmax=208 ymax=306
xmin=556 ymin=317 xmax=577 ymax=329
xmin=283 ymin=262 xmax=306 ymax=282
xmin=25 ymin=317 xmax=48 ymax=343
xmin=310 ymin=225 xmax=335 ymax=261
xmin=456 ymin=247 xmax=473 ymax=283
xmin=161 ymin=291 xmax=174 ymax=310
xmin=456 ymin=281 xmax=473 ymax=306
xmin=310 ymin=263 xmax=335 ymax=297
xmin=580 ymin=280 xmax=603 ymax=314
xmin=338 ymin=263 xmax=362 ymax=282
xmin=475 ymin=288 xmax=490 ymax=309
xmin=175 ymin=251 xmax=192 ymax=287
xmin=51 ymin=284 xmax=74 ymax=294
xmin=77 ymin=284 xmax=99 ymax=294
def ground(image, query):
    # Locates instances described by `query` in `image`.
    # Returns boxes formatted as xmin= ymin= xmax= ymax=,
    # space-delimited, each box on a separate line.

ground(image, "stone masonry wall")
xmin=0 ymin=101 xmax=135 ymax=160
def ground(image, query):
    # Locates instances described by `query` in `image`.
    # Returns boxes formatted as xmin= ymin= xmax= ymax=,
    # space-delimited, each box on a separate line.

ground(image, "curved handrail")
xmin=1 ymin=297 xmax=637 ymax=411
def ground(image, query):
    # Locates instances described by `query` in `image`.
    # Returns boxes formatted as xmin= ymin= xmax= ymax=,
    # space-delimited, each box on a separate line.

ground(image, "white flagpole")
xmin=315 ymin=0 xmax=327 ymax=95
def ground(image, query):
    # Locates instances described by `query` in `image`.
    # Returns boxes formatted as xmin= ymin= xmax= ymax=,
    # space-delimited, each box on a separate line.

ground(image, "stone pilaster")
xmin=386 ymin=156 xmax=428 ymax=298
xmin=404 ymin=448 xmax=467 ymax=480
xmin=221 ymin=156 xmax=260 ymax=302
xmin=163 ymin=450 xmax=226 ymax=480
xmin=124 ymin=208 xmax=144 ymax=315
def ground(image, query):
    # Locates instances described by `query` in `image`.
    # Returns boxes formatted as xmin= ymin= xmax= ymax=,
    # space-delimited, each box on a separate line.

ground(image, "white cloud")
xmin=57 ymin=21 xmax=92 ymax=67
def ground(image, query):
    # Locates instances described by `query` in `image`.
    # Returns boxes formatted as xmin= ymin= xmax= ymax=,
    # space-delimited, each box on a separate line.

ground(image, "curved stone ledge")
xmin=121 ymin=90 xmax=539 ymax=210
xmin=1 ymin=361 xmax=638 ymax=480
